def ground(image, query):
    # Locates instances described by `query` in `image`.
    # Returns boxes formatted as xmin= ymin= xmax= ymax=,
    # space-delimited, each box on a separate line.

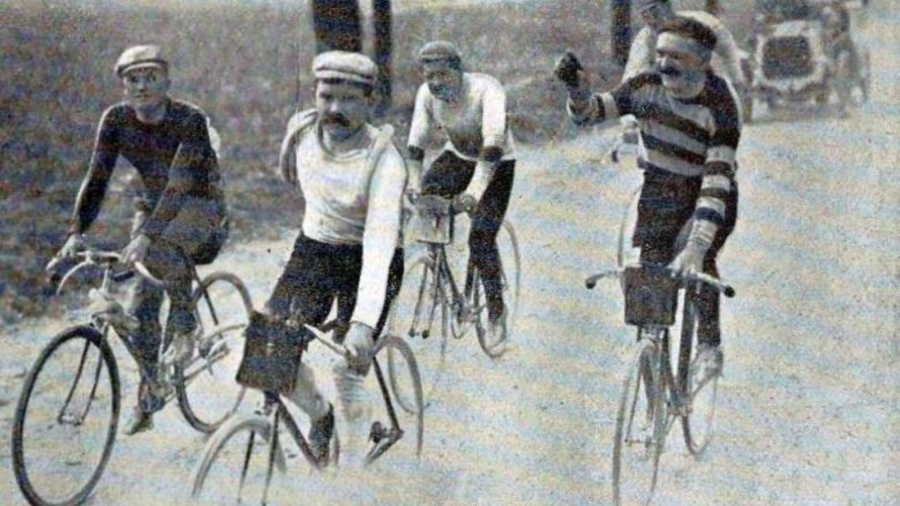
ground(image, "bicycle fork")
xmin=57 ymin=325 xmax=110 ymax=427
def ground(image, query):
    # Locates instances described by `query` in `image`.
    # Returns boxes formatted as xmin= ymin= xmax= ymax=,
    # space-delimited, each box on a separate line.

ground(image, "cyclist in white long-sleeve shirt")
xmin=406 ymin=40 xmax=517 ymax=345
xmin=267 ymin=51 xmax=407 ymax=465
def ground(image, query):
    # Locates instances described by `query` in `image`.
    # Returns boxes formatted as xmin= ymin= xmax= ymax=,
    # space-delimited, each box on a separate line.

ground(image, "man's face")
xmin=315 ymin=80 xmax=370 ymax=141
xmin=640 ymin=4 xmax=673 ymax=33
xmin=122 ymin=67 xmax=169 ymax=111
xmin=422 ymin=61 xmax=462 ymax=102
xmin=656 ymin=32 xmax=708 ymax=95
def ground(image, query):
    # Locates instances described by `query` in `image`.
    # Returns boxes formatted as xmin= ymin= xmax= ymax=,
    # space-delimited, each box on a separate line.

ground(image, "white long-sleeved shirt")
xmin=623 ymin=10 xmax=746 ymax=87
xmin=281 ymin=114 xmax=407 ymax=329
xmin=407 ymin=72 xmax=517 ymax=162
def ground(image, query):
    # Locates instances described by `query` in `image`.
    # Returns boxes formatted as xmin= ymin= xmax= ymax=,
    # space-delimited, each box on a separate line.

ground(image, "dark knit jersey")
xmin=71 ymin=99 xmax=224 ymax=239
xmin=568 ymin=72 xmax=740 ymax=245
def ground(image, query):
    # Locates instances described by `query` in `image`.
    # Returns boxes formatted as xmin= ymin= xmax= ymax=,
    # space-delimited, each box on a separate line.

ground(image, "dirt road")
xmin=2 ymin=4 xmax=898 ymax=505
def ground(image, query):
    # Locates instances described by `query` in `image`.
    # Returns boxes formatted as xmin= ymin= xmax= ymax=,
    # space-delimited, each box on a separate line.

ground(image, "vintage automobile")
xmin=741 ymin=0 xmax=869 ymax=119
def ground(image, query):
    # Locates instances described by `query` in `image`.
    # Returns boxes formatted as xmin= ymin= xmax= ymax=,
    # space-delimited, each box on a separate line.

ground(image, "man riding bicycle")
xmin=55 ymin=45 xmax=228 ymax=435
xmin=556 ymin=17 xmax=741 ymax=376
xmin=406 ymin=40 xmax=517 ymax=345
xmin=269 ymin=50 xmax=407 ymax=464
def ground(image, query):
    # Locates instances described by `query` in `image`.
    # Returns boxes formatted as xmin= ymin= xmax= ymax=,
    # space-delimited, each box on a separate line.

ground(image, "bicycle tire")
xmin=473 ymin=220 xmax=521 ymax=358
xmin=191 ymin=413 xmax=287 ymax=504
xmin=175 ymin=271 xmax=253 ymax=433
xmin=611 ymin=342 xmax=664 ymax=506
xmin=12 ymin=325 xmax=120 ymax=506
xmin=386 ymin=255 xmax=448 ymax=413
xmin=679 ymin=297 xmax=719 ymax=456
xmin=375 ymin=335 xmax=425 ymax=457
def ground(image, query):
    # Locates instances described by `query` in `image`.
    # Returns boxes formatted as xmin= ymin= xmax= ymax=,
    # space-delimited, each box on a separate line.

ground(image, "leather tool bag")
xmin=235 ymin=311 xmax=308 ymax=395
xmin=623 ymin=265 xmax=679 ymax=327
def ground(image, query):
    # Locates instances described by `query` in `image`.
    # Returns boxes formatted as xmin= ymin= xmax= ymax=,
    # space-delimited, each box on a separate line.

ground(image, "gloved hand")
xmin=554 ymin=51 xmax=584 ymax=89
xmin=122 ymin=233 xmax=151 ymax=267
xmin=344 ymin=322 xmax=375 ymax=376
xmin=669 ymin=240 xmax=709 ymax=278
xmin=453 ymin=193 xmax=478 ymax=215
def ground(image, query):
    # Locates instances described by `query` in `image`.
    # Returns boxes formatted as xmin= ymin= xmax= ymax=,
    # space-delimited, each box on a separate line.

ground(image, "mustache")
xmin=659 ymin=65 xmax=682 ymax=77
xmin=323 ymin=114 xmax=352 ymax=127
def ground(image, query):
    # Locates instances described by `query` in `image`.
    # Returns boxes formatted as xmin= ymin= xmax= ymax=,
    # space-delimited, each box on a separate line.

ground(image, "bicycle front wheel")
xmin=678 ymin=305 xmax=719 ymax=456
xmin=175 ymin=271 xmax=253 ymax=433
xmin=12 ymin=325 xmax=120 ymax=506
xmin=191 ymin=413 xmax=287 ymax=505
xmin=386 ymin=255 xmax=448 ymax=413
xmin=611 ymin=342 xmax=665 ymax=506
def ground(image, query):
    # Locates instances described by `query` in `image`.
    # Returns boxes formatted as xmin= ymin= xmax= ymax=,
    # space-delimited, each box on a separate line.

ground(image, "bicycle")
xmin=191 ymin=319 xmax=424 ymax=505
xmin=11 ymin=247 xmax=252 ymax=506
xmin=585 ymin=264 xmax=735 ymax=506
xmin=386 ymin=193 xmax=521 ymax=413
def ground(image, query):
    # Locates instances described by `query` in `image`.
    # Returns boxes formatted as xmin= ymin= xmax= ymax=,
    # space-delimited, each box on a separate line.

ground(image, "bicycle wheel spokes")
xmin=12 ymin=327 xmax=119 ymax=506
xmin=192 ymin=414 xmax=286 ymax=505
xmin=176 ymin=272 xmax=253 ymax=433
xmin=386 ymin=256 xmax=448 ymax=413
xmin=612 ymin=344 xmax=663 ymax=506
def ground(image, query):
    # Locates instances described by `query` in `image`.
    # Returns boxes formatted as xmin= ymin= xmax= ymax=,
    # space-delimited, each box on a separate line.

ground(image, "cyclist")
xmin=406 ymin=40 xmax=517 ymax=345
xmin=625 ymin=0 xmax=746 ymax=90
xmin=270 ymin=50 xmax=406 ymax=464
xmin=54 ymin=45 xmax=228 ymax=435
xmin=556 ymin=17 xmax=741 ymax=376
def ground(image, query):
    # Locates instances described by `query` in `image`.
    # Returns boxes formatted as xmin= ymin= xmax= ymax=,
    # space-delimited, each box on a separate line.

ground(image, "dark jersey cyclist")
xmin=557 ymin=17 xmax=741 ymax=376
xmin=406 ymin=40 xmax=517 ymax=346
xmin=56 ymin=45 xmax=228 ymax=434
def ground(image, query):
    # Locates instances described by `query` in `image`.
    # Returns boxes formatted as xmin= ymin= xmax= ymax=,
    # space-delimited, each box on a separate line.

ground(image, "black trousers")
xmin=634 ymin=168 xmax=738 ymax=347
xmin=129 ymin=196 xmax=226 ymax=382
xmin=264 ymin=234 xmax=403 ymax=339
xmin=421 ymin=151 xmax=515 ymax=321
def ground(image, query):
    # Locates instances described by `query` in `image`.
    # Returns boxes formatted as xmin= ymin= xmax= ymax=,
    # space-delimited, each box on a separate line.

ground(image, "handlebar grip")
xmin=723 ymin=285 xmax=736 ymax=298
xmin=112 ymin=271 xmax=136 ymax=283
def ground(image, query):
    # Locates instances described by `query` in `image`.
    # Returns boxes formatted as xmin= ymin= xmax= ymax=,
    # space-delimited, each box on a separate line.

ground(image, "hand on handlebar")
xmin=122 ymin=233 xmax=150 ymax=268
xmin=669 ymin=241 xmax=708 ymax=279
xmin=344 ymin=322 xmax=375 ymax=376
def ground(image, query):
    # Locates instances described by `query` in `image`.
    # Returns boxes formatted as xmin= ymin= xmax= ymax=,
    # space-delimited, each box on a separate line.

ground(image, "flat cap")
xmin=313 ymin=51 xmax=377 ymax=86
xmin=115 ymin=45 xmax=168 ymax=77
xmin=417 ymin=40 xmax=462 ymax=65
xmin=635 ymin=0 xmax=669 ymax=13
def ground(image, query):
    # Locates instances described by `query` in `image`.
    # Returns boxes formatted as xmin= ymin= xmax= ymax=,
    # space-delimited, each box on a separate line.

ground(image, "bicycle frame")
xmin=53 ymin=250 xmax=235 ymax=418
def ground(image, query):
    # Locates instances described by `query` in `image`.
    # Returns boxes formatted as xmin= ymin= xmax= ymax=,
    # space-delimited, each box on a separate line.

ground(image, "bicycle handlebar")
xmin=48 ymin=249 xmax=165 ymax=295
xmin=585 ymin=265 xmax=735 ymax=298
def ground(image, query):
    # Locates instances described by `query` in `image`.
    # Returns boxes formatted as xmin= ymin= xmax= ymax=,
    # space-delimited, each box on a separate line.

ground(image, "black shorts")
xmin=633 ymin=167 xmax=738 ymax=255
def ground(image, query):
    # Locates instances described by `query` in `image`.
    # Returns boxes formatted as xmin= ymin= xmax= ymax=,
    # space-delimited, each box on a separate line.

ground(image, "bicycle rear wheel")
xmin=175 ymin=272 xmax=253 ymax=433
xmin=473 ymin=220 xmax=521 ymax=358
xmin=679 ymin=299 xmax=719 ymax=456
xmin=191 ymin=412 xmax=287 ymax=505
xmin=12 ymin=325 xmax=120 ymax=506
xmin=611 ymin=342 xmax=665 ymax=506
xmin=386 ymin=255 xmax=448 ymax=413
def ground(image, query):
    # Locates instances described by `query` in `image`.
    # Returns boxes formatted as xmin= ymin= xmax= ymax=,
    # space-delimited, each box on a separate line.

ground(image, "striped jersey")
xmin=568 ymin=72 xmax=741 ymax=246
